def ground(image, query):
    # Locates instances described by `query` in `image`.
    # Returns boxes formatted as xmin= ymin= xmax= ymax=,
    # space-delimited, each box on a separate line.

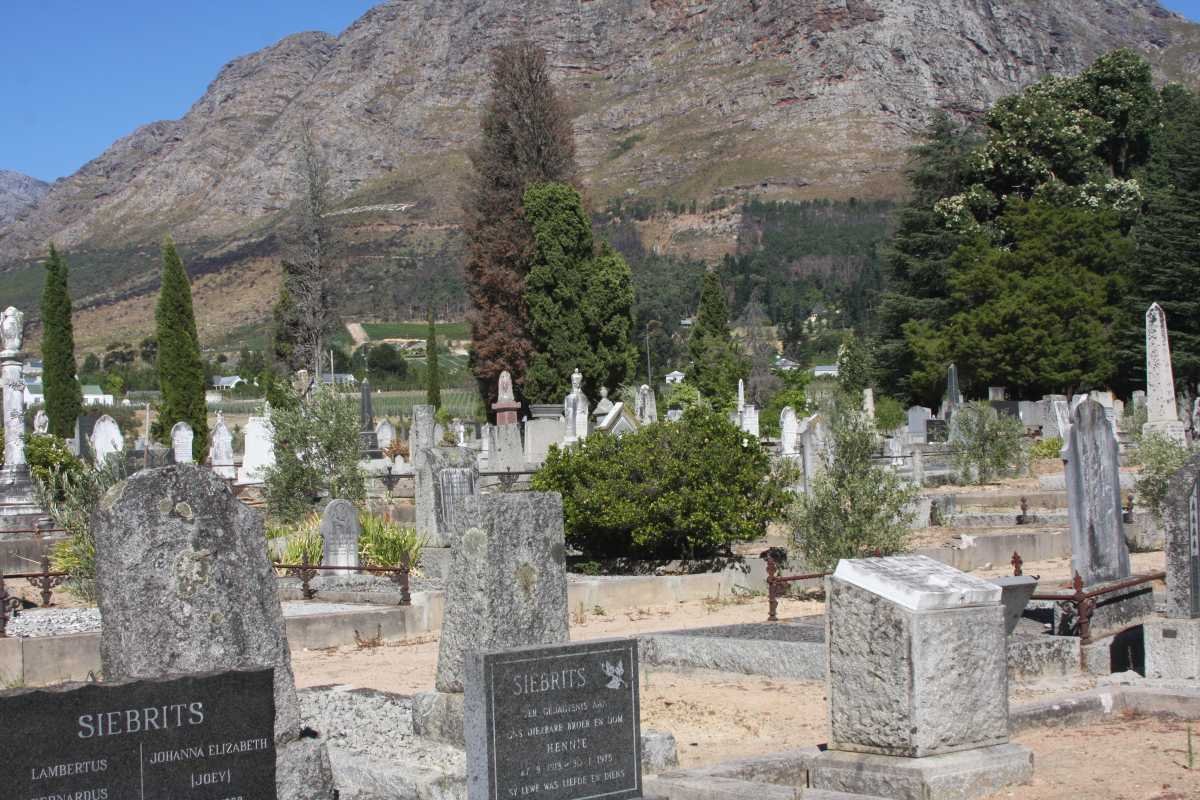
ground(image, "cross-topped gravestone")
xmin=320 ymin=498 xmax=361 ymax=575
xmin=1063 ymin=400 xmax=1130 ymax=585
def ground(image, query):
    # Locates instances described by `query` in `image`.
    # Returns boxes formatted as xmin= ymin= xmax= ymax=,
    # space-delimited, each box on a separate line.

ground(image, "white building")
xmin=665 ymin=370 xmax=686 ymax=385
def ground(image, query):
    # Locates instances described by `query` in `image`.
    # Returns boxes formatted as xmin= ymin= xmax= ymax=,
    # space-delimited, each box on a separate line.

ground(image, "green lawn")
xmin=362 ymin=321 xmax=470 ymax=341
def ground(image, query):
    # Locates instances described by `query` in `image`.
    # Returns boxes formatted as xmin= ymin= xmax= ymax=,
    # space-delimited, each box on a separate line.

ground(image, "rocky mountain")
xmin=0 ymin=170 xmax=50 ymax=227
xmin=1 ymin=0 xmax=1198 ymax=346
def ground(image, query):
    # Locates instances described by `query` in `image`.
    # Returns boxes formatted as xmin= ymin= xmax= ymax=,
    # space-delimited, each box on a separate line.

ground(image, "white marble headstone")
xmin=92 ymin=415 xmax=123 ymax=466
xmin=171 ymin=421 xmax=194 ymax=464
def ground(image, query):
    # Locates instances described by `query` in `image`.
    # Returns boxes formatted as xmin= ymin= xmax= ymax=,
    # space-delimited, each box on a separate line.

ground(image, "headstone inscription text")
xmin=466 ymin=639 xmax=642 ymax=800
xmin=0 ymin=669 xmax=276 ymax=800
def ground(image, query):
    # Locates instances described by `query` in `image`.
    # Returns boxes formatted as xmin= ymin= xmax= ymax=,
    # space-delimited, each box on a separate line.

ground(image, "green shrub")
xmin=359 ymin=513 xmax=425 ymax=571
xmin=532 ymin=408 xmax=790 ymax=560
xmin=874 ymin=394 xmax=905 ymax=432
xmin=263 ymin=384 xmax=365 ymax=522
xmin=1135 ymin=433 xmax=1192 ymax=522
xmin=660 ymin=382 xmax=709 ymax=414
xmin=25 ymin=434 xmax=83 ymax=487
xmin=34 ymin=458 xmax=125 ymax=601
xmin=951 ymin=402 xmax=1027 ymax=484
xmin=1030 ymin=437 xmax=1064 ymax=461
xmin=278 ymin=513 xmax=324 ymax=566
xmin=786 ymin=404 xmax=918 ymax=570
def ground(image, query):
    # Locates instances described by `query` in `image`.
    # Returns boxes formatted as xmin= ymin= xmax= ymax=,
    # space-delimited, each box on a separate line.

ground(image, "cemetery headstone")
xmin=91 ymin=464 xmax=334 ymax=798
xmin=810 ymin=555 xmax=1031 ymax=798
xmin=410 ymin=404 xmax=437 ymax=468
xmin=320 ymin=498 xmax=361 ymax=575
xmin=1163 ymin=453 xmax=1200 ymax=619
xmin=171 ymin=421 xmax=194 ymax=464
xmin=798 ymin=414 xmax=828 ymax=496
xmin=493 ymin=370 xmax=521 ymax=426
xmin=593 ymin=386 xmax=614 ymax=423
xmin=941 ymin=362 xmax=962 ymax=419
xmin=862 ymin=387 xmax=875 ymax=421
xmin=359 ymin=378 xmax=380 ymax=456
xmin=0 ymin=670 xmax=277 ymax=799
xmin=907 ymin=406 xmax=931 ymax=438
xmin=780 ymin=407 xmax=799 ymax=455
xmin=636 ymin=384 xmax=657 ymax=425
xmin=1145 ymin=303 xmax=1187 ymax=443
xmin=525 ymin=417 xmax=563 ymax=465
xmin=415 ymin=445 xmax=479 ymax=547
xmin=1063 ymin=400 xmax=1130 ymax=585
xmin=988 ymin=387 xmax=1006 ymax=401
xmin=925 ymin=419 xmax=948 ymax=443
xmin=1132 ymin=390 xmax=1147 ymax=410
xmin=33 ymin=408 xmax=48 ymax=434
xmin=990 ymin=400 xmax=1020 ymax=420
xmin=209 ymin=411 xmax=236 ymax=479
xmin=740 ymin=404 xmax=759 ymax=438
xmin=465 ymin=639 xmax=642 ymax=800
xmin=563 ymin=369 xmax=590 ymax=444
xmin=238 ymin=409 xmax=275 ymax=484
xmin=435 ymin=492 xmax=569 ymax=693
xmin=91 ymin=414 xmax=124 ymax=466
xmin=376 ymin=419 xmax=396 ymax=452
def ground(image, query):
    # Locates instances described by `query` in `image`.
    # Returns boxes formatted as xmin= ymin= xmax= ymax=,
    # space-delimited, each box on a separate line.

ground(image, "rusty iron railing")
xmin=765 ymin=556 xmax=831 ymax=621
xmin=0 ymin=576 xmax=21 ymax=638
xmin=272 ymin=556 xmax=413 ymax=605
xmin=1013 ymin=549 xmax=1165 ymax=645
xmin=0 ymin=555 xmax=73 ymax=638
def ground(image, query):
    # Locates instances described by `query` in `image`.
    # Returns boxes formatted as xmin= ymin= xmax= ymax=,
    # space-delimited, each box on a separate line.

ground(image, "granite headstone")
xmin=320 ymin=498 xmax=361 ymax=575
xmin=1062 ymin=400 xmax=1131 ymax=585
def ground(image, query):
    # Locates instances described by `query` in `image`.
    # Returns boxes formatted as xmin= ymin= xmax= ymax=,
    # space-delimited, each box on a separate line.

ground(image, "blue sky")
xmin=2 ymin=0 xmax=1199 ymax=182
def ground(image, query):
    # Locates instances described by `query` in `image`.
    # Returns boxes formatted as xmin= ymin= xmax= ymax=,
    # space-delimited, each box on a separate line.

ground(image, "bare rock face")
xmin=0 ymin=0 xmax=1197 ymax=325
xmin=91 ymin=464 xmax=335 ymax=799
xmin=0 ymin=170 xmax=49 ymax=227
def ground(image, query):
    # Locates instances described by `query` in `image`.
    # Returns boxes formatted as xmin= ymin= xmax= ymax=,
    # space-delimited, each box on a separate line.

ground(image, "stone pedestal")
xmin=1145 ymin=617 xmax=1200 ymax=680
xmin=813 ymin=555 xmax=1031 ymax=800
xmin=811 ymin=744 xmax=1034 ymax=800
xmin=492 ymin=399 xmax=520 ymax=427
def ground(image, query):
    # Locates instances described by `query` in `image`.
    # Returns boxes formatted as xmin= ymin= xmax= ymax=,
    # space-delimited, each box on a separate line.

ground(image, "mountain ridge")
xmin=2 ymin=0 xmax=1198 ymax=347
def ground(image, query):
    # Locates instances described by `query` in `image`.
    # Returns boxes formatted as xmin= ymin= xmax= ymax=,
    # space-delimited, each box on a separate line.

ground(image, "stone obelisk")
xmin=1144 ymin=303 xmax=1187 ymax=444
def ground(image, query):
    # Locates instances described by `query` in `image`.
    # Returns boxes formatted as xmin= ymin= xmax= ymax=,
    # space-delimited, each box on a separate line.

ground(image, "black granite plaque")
xmin=465 ymin=639 xmax=641 ymax=800
xmin=0 ymin=669 xmax=276 ymax=800
xmin=926 ymin=419 xmax=949 ymax=443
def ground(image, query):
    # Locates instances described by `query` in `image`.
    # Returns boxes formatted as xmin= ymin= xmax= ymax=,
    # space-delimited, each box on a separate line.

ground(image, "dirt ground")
xmin=988 ymin=715 xmax=1200 ymax=800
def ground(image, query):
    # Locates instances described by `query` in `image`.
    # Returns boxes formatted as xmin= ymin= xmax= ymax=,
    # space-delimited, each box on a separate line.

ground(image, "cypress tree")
xmin=464 ymin=40 xmax=578 ymax=408
xmin=156 ymin=237 xmax=208 ymax=460
xmin=40 ymin=244 xmax=83 ymax=438
xmin=426 ymin=309 xmax=441 ymax=409
xmin=687 ymin=271 xmax=745 ymax=403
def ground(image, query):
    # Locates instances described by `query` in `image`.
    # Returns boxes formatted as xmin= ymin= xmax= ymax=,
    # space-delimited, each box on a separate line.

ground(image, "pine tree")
xmin=1118 ymin=84 xmax=1200 ymax=393
xmin=40 ymin=244 xmax=83 ymax=438
xmin=426 ymin=309 xmax=441 ymax=409
xmin=522 ymin=183 xmax=636 ymax=403
xmin=687 ymin=271 xmax=745 ymax=404
xmin=464 ymin=40 xmax=578 ymax=408
xmin=156 ymin=237 xmax=208 ymax=460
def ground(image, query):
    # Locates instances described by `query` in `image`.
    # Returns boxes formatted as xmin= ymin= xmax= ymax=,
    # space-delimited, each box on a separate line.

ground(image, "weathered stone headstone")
xmin=237 ymin=409 xmax=275 ymax=484
xmin=1162 ymin=454 xmax=1200 ymax=619
xmin=1145 ymin=453 xmax=1200 ymax=679
xmin=465 ymin=639 xmax=642 ymax=800
xmin=741 ymin=404 xmax=759 ymax=438
xmin=376 ymin=418 xmax=396 ymax=452
xmin=524 ymin=417 xmax=562 ymax=465
xmin=414 ymin=493 xmax=569 ymax=747
xmin=415 ymin=446 xmax=479 ymax=547
xmin=0 ymin=670 xmax=278 ymax=799
xmin=492 ymin=370 xmax=521 ymax=426
xmin=907 ymin=406 xmax=931 ymax=437
xmin=780 ymin=407 xmax=799 ymax=455
xmin=941 ymin=363 xmax=962 ymax=419
xmin=209 ymin=411 xmax=235 ymax=479
xmin=359 ymin=378 xmax=379 ymax=455
xmin=1131 ymin=390 xmax=1147 ymax=410
xmin=925 ymin=418 xmax=948 ymax=443
xmin=490 ymin=423 xmax=525 ymax=472
xmin=988 ymin=387 xmax=1006 ymax=402
xmin=91 ymin=414 xmax=123 ymax=466
xmin=410 ymin=404 xmax=437 ymax=468
xmin=171 ymin=421 xmax=194 ymax=464
xmin=1018 ymin=401 xmax=1042 ymax=431
xmin=636 ymin=384 xmax=658 ymax=425
xmin=1144 ymin=303 xmax=1187 ymax=444
xmin=798 ymin=414 xmax=828 ymax=496
xmin=1063 ymin=400 xmax=1130 ymax=585
xmin=320 ymin=498 xmax=361 ymax=574
xmin=1051 ymin=400 xmax=1071 ymax=442
xmin=91 ymin=465 xmax=334 ymax=798
xmin=810 ymin=555 xmax=1030 ymax=799
xmin=563 ymin=369 xmax=589 ymax=444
